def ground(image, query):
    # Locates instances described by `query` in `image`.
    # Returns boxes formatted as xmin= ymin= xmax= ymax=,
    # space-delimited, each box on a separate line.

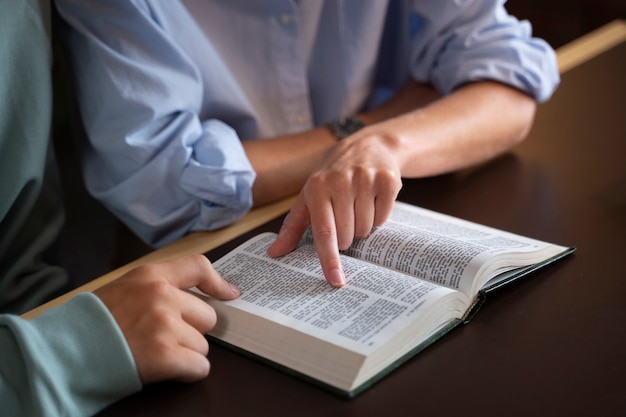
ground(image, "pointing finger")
xmin=306 ymin=191 xmax=345 ymax=288
xmin=151 ymin=254 xmax=240 ymax=300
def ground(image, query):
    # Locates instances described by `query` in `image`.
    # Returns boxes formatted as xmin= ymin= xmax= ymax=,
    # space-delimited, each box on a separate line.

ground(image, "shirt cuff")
xmin=1 ymin=293 xmax=141 ymax=416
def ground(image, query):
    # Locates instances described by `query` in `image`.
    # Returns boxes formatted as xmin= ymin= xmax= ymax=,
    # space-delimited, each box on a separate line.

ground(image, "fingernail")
xmin=329 ymin=268 xmax=346 ymax=288
xmin=229 ymin=283 xmax=240 ymax=295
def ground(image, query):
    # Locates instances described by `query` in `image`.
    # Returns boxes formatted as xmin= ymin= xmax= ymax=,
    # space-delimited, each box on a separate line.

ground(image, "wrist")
xmin=327 ymin=116 xmax=365 ymax=141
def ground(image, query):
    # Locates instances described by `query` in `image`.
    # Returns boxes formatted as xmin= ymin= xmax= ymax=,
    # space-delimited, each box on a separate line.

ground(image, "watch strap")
xmin=327 ymin=116 xmax=365 ymax=141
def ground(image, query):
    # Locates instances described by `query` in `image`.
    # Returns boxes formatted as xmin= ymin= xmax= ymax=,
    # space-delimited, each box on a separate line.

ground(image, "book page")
xmin=202 ymin=233 xmax=467 ymax=357
xmin=307 ymin=201 xmax=566 ymax=297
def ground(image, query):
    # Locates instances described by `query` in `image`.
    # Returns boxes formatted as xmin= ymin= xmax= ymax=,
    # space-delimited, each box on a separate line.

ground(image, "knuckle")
xmin=132 ymin=263 xmax=161 ymax=278
xmin=305 ymin=172 xmax=329 ymax=190
xmin=314 ymin=224 xmax=336 ymax=242
xmin=150 ymin=336 xmax=177 ymax=363
xmin=189 ymin=253 xmax=211 ymax=269
xmin=377 ymin=169 xmax=402 ymax=194
xmin=151 ymin=309 xmax=178 ymax=330
xmin=144 ymin=280 xmax=175 ymax=300
xmin=350 ymin=166 xmax=374 ymax=189
xmin=325 ymin=256 xmax=343 ymax=271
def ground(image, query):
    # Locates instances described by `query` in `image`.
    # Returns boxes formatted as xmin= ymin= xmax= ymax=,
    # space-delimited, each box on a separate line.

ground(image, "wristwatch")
xmin=328 ymin=116 xmax=365 ymax=141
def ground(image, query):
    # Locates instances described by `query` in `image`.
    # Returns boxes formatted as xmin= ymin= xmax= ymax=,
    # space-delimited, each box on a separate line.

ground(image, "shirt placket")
xmin=268 ymin=2 xmax=313 ymax=134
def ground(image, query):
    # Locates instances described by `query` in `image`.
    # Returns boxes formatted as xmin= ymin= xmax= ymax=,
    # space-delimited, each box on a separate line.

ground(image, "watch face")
xmin=333 ymin=117 xmax=365 ymax=140
xmin=341 ymin=117 xmax=365 ymax=133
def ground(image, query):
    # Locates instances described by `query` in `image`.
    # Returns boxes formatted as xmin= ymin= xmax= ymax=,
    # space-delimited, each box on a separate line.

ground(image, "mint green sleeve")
xmin=1 ymin=1 xmax=141 ymax=413
xmin=0 ymin=293 xmax=142 ymax=416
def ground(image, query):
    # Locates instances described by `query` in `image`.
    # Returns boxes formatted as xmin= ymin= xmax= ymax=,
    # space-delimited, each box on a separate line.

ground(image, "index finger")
xmin=307 ymin=196 xmax=346 ymax=288
xmin=155 ymin=254 xmax=240 ymax=300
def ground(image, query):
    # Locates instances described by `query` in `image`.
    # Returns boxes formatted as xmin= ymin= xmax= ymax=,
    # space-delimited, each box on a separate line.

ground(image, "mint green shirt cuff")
xmin=0 ymin=292 xmax=142 ymax=416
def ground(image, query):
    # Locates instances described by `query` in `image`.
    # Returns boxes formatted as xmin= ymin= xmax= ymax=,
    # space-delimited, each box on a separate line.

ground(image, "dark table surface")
xmin=98 ymin=41 xmax=626 ymax=417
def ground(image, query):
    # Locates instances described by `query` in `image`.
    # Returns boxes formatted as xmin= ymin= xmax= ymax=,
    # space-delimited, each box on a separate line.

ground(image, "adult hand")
xmin=267 ymin=130 xmax=402 ymax=287
xmin=94 ymin=254 xmax=240 ymax=384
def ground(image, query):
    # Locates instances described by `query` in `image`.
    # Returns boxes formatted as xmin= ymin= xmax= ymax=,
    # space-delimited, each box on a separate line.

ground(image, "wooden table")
xmin=24 ymin=20 xmax=626 ymax=417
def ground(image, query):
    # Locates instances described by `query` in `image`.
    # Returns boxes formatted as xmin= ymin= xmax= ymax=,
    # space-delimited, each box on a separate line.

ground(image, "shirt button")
xmin=279 ymin=13 xmax=292 ymax=25
xmin=295 ymin=114 xmax=307 ymax=125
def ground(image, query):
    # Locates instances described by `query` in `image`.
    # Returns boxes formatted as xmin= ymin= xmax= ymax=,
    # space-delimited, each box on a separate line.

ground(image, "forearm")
xmin=245 ymin=80 xmax=442 ymax=207
xmin=371 ymin=81 xmax=537 ymax=178
xmin=244 ymin=126 xmax=336 ymax=207
xmin=245 ymin=79 xmax=534 ymax=206
xmin=359 ymin=80 xmax=442 ymax=125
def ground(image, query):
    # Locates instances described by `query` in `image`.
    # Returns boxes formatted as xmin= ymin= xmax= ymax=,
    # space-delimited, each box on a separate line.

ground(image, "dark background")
xmin=507 ymin=0 xmax=626 ymax=48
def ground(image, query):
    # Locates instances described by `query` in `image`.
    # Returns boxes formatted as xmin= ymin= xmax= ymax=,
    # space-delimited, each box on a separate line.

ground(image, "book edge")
xmin=463 ymin=246 xmax=576 ymax=323
xmin=207 ymin=318 xmax=462 ymax=399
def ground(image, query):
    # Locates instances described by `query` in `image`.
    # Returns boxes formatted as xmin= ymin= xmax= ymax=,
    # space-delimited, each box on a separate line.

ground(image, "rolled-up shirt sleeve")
xmin=408 ymin=0 xmax=560 ymax=103
xmin=56 ymin=0 xmax=255 ymax=247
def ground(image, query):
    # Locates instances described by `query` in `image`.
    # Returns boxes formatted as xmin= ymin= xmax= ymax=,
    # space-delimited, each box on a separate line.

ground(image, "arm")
xmin=245 ymin=80 xmax=440 ymax=206
xmin=57 ymin=0 xmax=441 ymax=232
xmin=268 ymin=1 xmax=558 ymax=287
xmin=1 ymin=255 xmax=239 ymax=416
xmin=370 ymin=81 xmax=536 ymax=179
xmin=268 ymin=81 xmax=535 ymax=286
xmin=3 ymin=3 xmax=238 ymax=414
xmin=55 ymin=1 xmax=256 ymax=247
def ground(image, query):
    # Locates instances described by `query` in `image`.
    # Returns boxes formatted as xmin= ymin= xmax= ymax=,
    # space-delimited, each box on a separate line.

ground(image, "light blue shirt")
xmin=56 ymin=0 xmax=559 ymax=247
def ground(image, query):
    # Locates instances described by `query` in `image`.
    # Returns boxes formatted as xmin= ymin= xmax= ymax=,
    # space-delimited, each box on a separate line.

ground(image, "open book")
xmin=193 ymin=201 xmax=574 ymax=398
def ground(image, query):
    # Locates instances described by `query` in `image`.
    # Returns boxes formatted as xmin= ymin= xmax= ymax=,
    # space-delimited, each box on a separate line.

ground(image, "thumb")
xmin=267 ymin=193 xmax=311 ymax=258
